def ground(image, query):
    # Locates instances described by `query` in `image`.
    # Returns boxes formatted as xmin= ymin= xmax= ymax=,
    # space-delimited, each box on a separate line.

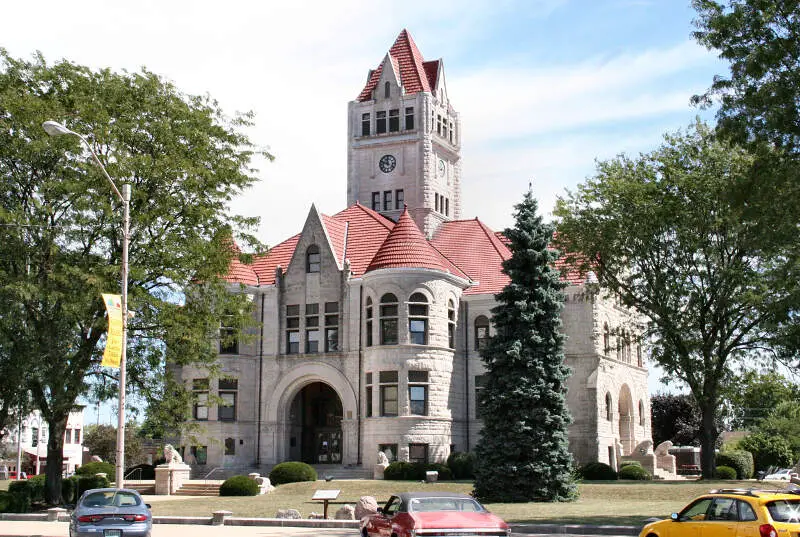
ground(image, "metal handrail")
xmin=124 ymin=467 xmax=143 ymax=481
xmin=202 ymin=466 xmax=224 ymax=483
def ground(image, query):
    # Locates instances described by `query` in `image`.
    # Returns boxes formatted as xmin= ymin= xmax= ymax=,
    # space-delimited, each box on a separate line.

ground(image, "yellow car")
xmin=640 ymin=488 xmax=800 ymax=537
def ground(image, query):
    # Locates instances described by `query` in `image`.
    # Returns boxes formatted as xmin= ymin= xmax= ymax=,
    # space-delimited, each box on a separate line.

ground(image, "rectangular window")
xmin=380 ymin=302 xmax=398 ymax=345
xmin=435 ymin=193 xmax=440 ymax=212
xmin=218 ymin=378 xmax=238 ymax=422
xmin=389 ymin=108 xmax=399 ymax=132
xmin=74 ymin=428 xmax=81 ymax=444
xmin=191 ymin=445 xmax=208 ymax=465
xmin=445 ymin=198 xmax=449 ymax=217
xmin=219 ymin=312 xmax=238 ymax=355
xmin=65 ymin=429 xmax=72 ymax=444
xmin=193 ymin=378 xmax=209 ymax=421
xmin=408 ymin=370 xmax=429 ymax=415
xmin=409 ymin=443 xmax=428 ymax=464
xmin=376 ymin=111 xmax=386 ymax=134
xmin=361 ymin=113 xmax=370 ymax=136
xmin=475 ymin=374 xmax=488 ymax=419
xmin=383 ymin=190 xmax=392 ymax=212
xmin=409 ymin=318 xmax=427 ymax=345
xmin=286 ymin=304 xmax=300 ymax=354
xmin=405 ymin=107 xmax=414 ymax=130
xmin=31 ymin=427 xmax=39 ymax=447
xmin=449 ymin=121 xmax=455 ymax=143
xmin=372 ymin=192 xmax=381 ymax=211
xmin=395 ymin=189 xmax=404 ymax=210
xmin=306 ymin=303 xmax=319 ymax=353
xmin=379 ymin=443 xmax=398 ymax=462
xmin=365 ymin=372 xmax=373 ymax=418
xmin=366 ymin=302 xmax=373 ymax=347
xmin=224 ymin=437 xmax=236 ymax=456
xmin=436 ymin=114 xmax=443 ymax=136
xmin=324 ymin=301 xmax=339 ymax=352
xmin=442 ymin=117 xmax=448 ymax=140
xmin=379 ymin=371 xmax=398 ymax=416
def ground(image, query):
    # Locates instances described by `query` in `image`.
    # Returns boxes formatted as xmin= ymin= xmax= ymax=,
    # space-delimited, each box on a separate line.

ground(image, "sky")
xmin=4 ymin=0 xmax=724 ymax=422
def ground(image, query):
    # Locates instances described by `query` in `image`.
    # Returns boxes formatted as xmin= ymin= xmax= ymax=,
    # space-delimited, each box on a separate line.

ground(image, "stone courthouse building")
xmin=177 ymin=30 xmax=652 ymax=474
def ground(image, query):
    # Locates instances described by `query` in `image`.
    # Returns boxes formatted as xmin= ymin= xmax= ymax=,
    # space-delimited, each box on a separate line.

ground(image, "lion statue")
xmin=163 ymin=444 xmax=183 ymax=465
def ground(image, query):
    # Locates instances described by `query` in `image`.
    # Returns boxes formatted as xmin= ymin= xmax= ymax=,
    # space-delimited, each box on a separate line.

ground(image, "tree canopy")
xmin=650 ymin=393 xmax=703 ymax=447
xmin=473 ymin=188 xmax=577 ymax=503
xmin=554 ymin=122 xmax=792 ymax=477
xmin=0 ymin=49 xmax=269 ymax=503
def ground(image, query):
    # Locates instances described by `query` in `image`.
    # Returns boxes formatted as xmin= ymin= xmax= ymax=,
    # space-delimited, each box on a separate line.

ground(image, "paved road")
xmin=0 ymin=521 xmax=639 ymax=537
xmin=0 ymin=521 xmax=360 ymax=537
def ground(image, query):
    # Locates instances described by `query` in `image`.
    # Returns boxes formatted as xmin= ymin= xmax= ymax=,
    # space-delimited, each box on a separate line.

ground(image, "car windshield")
xmin=82 ymin=491 xmax=141 ymax=508
xmin=766 ymin=500 xmax=800 ymax=523
xmin=409 ymin=497 xmax=485 ymax=513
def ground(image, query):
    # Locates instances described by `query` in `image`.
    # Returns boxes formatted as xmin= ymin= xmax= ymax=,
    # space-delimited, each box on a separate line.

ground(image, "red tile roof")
xmin=249 ymin=233 xmax=300 ymax=286
xmin=423 ymin=60 xmax=440 ymax=91
xmin=432 ymin=219 xmax=511 ymax=295
xmin=334 ymin=203 xmax=394 ymax=277
xmin=321 ymin=214 xmax=347 ymax=268
xmin=366 ymin=208 xmax=467 ymax=277
xmin=496 ymin=231 xmax=586 ymax=285
xmin=357 ymin=29 xmax=432 ymax=102
xmin=224 ymin=256 xmax=259 ymax=286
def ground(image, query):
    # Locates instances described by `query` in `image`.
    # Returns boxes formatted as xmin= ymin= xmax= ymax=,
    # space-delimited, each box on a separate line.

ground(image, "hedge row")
xmin=383 ymin=462 xmax=453 ymax=481
xmin=716 ymin=451 xmax=753 ymax=479
xmin=4 ymin=474 xmax=109 ymax=513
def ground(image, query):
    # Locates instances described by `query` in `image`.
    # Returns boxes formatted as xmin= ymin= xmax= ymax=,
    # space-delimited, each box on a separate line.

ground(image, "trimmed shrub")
xmin=0 ymin=491 xmax=11 ymax=513
xmin=619 ymin=460 xmax=642 ymax=468
xmin=716 ymin=450 xmax=754 ymax=479
xmin=76 ymin=475 xmax=110 ymax=497
xmin=61 ymin=476 xmax=77 ymax=505
xmin=269 ymin=462 xmax=317 ymax=485
xmin=76 ymin=461 xmax=115 ymax=477
xmin=618 ymin=464 xmax=651 ymax=480
xmin=715 ymin=465 xmax=737 ymax=479
xmin=384 ymin=461 xmax=419 ymax=480
xmin=220 ymin=475 xmax=259 ymax=496
xmin=579 ymin=462 xmax=618 ymax=480
xmin=7 ymin=480 xmax=33 ymax=513
xmin=124 ymin=463 xmax=156 ymax=480
xmin=447 ymin=452 xmax=476 ymax=479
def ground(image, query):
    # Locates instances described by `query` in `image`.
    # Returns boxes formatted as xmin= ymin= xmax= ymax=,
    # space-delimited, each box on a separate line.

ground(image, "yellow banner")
xmin=101 ymin=293 xmax=123 ymax=368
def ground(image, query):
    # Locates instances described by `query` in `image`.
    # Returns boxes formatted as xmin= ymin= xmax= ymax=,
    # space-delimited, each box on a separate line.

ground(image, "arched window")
xmin=475 ymin=315 xmax=490 ymax=350
xmin=605 ymin=393 xmax=613 ymax=421
xmin=603 ymin=323 xmax=610 ymax=354
xmin=379 ymin=293 xmax=398 ymax=345
xmin=447 ymin=299 xmax=456 ymax=349
xmin=384 ymin=81 xmax=390 ymax=99
xmin=306 ymin=245 xmax=320 ymax=273
xmin=408 ymin=293 xmax=429 ymax=345
xmin=639 ymin=400 xmax=646 ymax=426
xmin=365 ymin=297 xmax=373 ymax=347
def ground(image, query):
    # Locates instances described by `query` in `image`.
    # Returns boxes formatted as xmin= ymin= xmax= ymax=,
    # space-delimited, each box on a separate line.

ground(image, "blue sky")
xmin=4 ymin=0 xmax=721 ymax=418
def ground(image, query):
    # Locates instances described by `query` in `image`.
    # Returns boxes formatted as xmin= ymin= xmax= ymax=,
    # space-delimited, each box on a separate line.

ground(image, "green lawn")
xmin=147 ymin=479 xmax=762 ymax=526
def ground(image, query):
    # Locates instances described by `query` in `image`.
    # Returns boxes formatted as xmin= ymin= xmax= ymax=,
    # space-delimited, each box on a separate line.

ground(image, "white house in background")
xmin=1 ymin=407 xmax=85 ymax=476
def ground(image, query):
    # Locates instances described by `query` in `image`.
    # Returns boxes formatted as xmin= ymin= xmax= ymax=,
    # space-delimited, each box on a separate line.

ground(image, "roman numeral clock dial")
xmin=379 ymin=154 xmax=396 ymax=173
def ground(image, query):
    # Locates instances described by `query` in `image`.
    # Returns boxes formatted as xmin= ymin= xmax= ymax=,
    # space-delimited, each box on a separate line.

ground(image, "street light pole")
xmin=42 ymin=120 xmax=129 ymax=490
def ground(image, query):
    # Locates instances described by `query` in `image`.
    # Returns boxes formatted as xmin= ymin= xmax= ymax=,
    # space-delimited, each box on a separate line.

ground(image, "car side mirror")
xmin=671 ymin=513 xmax=679 ymax=521
xmin=145 ymin=504 xmax=152 ymax=509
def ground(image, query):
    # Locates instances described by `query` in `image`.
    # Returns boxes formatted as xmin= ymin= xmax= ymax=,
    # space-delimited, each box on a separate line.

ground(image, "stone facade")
xmin=176 ymin=30 xmax=651 ymax=474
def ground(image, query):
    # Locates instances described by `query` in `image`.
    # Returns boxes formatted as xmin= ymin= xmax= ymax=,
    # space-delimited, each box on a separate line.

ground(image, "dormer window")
xmin=306 ymin=245 xmax=320 ymax=273
xmin=362 ymin=113 xmax=370 ymax=136
xmin=385 ymin=81 xmax=390 ymax=99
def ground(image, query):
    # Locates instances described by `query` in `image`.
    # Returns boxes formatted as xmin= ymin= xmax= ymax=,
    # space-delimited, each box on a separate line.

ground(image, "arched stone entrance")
xmin=618 ymin=384 xmax=634 ymax=455
xmin=289 ymin=382 xmax=343 ymax=464
xmin=264 ymin=362 xmax=358 ymax=466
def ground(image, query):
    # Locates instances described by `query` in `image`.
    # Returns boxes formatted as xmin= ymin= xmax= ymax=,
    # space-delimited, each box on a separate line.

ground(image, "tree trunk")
xmin=44 ymin=414 xmax=67 ymax=505
xmin=698 ymin=401 xmax=719 ymax=479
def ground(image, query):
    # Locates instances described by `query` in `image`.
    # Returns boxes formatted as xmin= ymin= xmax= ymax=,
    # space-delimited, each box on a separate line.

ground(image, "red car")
xmin=360 ymin=492 xmax=510 ymax=537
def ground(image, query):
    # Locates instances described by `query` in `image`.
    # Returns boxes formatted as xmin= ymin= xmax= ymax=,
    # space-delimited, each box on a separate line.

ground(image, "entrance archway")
xmin=618 ymin=384 xmax=634 ymax=455
xmin=288 ymin=382 xmax=343 ymax=464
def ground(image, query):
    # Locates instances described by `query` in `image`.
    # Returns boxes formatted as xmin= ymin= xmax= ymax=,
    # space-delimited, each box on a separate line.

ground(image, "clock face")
xmin=379 ymin=154 xmax=396 ymax=173
xmin=437 ymin=159 xmax=446 ymax=177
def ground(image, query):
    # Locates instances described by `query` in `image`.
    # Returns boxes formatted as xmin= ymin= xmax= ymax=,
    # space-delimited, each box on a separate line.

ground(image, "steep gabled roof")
xmin=321 ymin=214 xmax=347 ymax=268
xmin=332 ymin=202 xmax=395 ymax=277
xmin=431 ymin=218 xmax=511 ymax=295
xmin=357 ymin=29 xmax=432 ymax=102
xmin=423 ymin=59 xmax=440 ymax=91
xmin=366 ymin=208 xmax=467 ymax=278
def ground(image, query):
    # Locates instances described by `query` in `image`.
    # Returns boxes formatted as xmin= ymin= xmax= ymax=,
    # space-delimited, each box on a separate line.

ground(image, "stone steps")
xmin=174 ymin=482 xmax=221 ymax=496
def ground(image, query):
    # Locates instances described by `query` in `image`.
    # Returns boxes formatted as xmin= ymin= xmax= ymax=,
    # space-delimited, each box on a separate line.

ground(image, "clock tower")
xmin=347 ymin=29 xmax=462 ymax=237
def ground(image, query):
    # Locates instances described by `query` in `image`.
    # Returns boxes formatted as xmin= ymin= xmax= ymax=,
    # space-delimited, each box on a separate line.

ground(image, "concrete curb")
xmin=511 ymin=523 xmax=640 ymax=536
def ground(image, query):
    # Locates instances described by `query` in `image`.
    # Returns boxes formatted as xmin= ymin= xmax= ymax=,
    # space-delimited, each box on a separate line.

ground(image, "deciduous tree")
xmin=650 ymin=393 xmax=703 ymax=447
xmin=554 ymin=123 xmax=792 ymax=478
xmin=0 ymin=50 xmax=269 ymax=503
xmin=473 ymin=188 xmax=577 ymax=503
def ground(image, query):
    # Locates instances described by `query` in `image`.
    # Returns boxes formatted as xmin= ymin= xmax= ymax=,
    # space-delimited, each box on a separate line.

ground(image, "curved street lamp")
xmin=43 ymin=120 xmax=130 ymax=490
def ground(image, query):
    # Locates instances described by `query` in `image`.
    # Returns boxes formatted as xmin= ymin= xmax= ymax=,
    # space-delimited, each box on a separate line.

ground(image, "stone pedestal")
xmin=155 ymin=463 xmax=191 ymax=495
xmin=373 ymin=464 xmax=388 ymax=479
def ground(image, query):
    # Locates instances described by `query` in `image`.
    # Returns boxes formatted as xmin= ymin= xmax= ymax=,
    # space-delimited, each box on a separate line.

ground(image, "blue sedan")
xmin=70 ymin=488 xmax=152 ymax=537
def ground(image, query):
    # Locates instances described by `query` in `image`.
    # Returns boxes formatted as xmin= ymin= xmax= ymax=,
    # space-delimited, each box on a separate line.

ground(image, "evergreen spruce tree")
xmin=472 ymin=188 xmax=577 ymax=502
